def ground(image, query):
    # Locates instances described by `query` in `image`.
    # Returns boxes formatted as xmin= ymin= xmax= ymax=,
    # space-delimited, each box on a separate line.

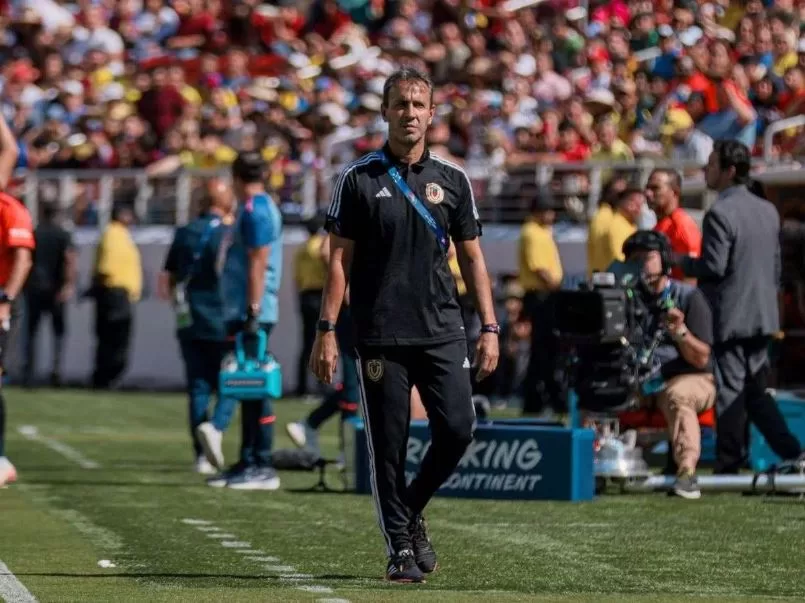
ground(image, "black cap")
xmin=622 ymin=230 xmax=671 ymax=258
xmin=232 ymin=151 xmax=266 ymax=183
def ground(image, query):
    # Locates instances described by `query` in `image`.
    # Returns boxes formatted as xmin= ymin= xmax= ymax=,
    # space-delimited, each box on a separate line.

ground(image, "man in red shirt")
xmin=646 ymin=168 xmax=702 ymax=282
xmin=0 ymin=115 xmax=34 ymax=487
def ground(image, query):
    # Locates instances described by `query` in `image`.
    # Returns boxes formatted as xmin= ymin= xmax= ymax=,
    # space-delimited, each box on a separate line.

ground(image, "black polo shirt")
xmin=326 ymin=145 xmax=481 ymax=346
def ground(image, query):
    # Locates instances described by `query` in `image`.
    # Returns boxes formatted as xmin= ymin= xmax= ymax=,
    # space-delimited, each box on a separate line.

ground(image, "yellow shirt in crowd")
xmin=587 ymin=203 xmax=613 ymax=276
xmin=95 ymin=221 xmax=142 ymax=302
xmin=518 ymin=219 xmax=563 ymax=292
xmin=294 ymin=234 xmax=327 ymax=293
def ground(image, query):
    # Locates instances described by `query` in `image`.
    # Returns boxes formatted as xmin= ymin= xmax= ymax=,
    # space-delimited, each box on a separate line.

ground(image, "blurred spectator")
xmin=293 ymin=214 xmax=326 ymax=397
xmin=601 ymin=187 xmax=646 ymax=271
xmin=0 ymin=0 xmax=800 ymax=226
xmin=519 ymin=191 xmax=563 ymax=417
xmin=89 ymin=203 xmax=141 ymax=389
xmin=23 ymin=203 xmax=76 ymax=387
xmin=646 ymin=168 xmax=701 ymax=282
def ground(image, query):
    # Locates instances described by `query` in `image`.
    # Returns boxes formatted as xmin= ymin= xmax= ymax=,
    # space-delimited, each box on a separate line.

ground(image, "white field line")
xmin=0 ymin=561 xmax=38 ymax=603
xmin=182 ymin=518 xmax=344 ymax=599
xmin=17 ymin=426 xmax=100 ymax=469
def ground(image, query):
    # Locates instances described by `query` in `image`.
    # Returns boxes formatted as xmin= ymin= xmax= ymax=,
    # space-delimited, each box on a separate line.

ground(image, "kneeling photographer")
xmin=623 ymin=231 xmax=715 ymax=499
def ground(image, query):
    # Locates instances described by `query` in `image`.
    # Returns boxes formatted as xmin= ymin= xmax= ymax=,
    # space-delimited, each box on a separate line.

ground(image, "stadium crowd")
xmin=1 ymin=0 xmax=804 ymax=224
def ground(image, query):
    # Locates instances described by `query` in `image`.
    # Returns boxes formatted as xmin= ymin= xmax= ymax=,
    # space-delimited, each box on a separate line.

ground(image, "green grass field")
xmin=1 ymin=388 xmax=804 ymax=603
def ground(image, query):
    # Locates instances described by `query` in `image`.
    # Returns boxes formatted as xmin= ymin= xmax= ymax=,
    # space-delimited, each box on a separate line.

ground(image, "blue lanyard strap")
xmin=379 ymin=151 xmax=448 ymax=253
xmin=185 ymin=217 xmax=221 ymax=281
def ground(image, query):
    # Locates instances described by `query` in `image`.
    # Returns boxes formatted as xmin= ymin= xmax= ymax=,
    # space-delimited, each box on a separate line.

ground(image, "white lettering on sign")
xmin=408 ymin=437 xmax=543 ymax=472
xmin=440 ymin=472 xmax=543 ymax=493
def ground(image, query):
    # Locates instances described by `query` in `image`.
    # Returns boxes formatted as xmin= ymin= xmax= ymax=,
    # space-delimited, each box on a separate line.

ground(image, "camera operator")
xmin=624 ymin=231 xmax=716 ymax=499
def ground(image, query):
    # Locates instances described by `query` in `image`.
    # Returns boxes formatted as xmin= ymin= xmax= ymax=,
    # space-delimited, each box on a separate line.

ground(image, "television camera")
xmin=553 ymin=269 xmax=674 ymax=489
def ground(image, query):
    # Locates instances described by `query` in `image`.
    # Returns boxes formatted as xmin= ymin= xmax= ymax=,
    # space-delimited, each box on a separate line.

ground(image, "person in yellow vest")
xmin=89 ymin=204 xmax=142 ymax=389
xmin=519 ymin=191 xmax=564 ymax=416
xmin=293 ymin=214 xmax=327 ymax=397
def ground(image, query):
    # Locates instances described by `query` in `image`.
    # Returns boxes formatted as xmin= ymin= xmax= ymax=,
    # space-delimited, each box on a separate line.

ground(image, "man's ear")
xmin=380 ymin=106 xmax=388 ymax=122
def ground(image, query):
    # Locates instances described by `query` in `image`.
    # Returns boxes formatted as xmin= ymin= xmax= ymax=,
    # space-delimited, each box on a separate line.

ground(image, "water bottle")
xmin=174 ymin=283 xmax=192 ymax=329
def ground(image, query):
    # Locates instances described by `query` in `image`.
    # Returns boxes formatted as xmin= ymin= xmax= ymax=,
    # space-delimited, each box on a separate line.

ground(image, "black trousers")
xmin=297 ymin=289 xmax=322 ymax=396
xmin=522 ymin=291 xmax=562 ymax=415
xmin=92 ymin=287 xmax=132 ymax=389
xmin=24 ymin=291 xmax=66 ymax=383
xmin=356 ymin=339 xmax=475 ymax=555
xmin=714 ymin=336 xmax=801 ymax=473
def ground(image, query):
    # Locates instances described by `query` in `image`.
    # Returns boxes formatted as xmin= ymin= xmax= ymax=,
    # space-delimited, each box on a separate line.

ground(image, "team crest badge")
xmin=425 ymin=183 xmax=445 ymax=204
xmin=366 ymin=359 xmax=384 ymax=382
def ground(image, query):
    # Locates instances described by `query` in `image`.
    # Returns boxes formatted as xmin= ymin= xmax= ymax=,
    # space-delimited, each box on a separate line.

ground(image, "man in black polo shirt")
xmin=310 ymin=67 xmax=499 ymax=583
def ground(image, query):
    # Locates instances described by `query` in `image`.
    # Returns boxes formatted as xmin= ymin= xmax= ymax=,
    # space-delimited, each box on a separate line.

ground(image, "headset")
xmin=622 ymin=230 xmax=673 ymax=277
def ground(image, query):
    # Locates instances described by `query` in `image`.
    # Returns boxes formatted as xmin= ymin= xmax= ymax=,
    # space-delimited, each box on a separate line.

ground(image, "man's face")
xmin=622 ymin=192 xmax=645 ymax=223
xmin=597 ymin=122 xmax=616 ymax=147
xmin=645 ymin=172 xmax=677 ymax=216
xmin=632 ymin=250 xmax=666 ymax=294
xmin=382 ymin=80 xmax=434 ymax=147
xmin=705 ymin=150 xmax=727 ymax=190
xmin=117 ymin=208 xmax=134 ymax=227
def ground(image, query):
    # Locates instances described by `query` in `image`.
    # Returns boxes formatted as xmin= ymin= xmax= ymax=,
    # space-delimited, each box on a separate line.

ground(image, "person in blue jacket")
xmin=160 ymin=178 xmax=238 ymax=474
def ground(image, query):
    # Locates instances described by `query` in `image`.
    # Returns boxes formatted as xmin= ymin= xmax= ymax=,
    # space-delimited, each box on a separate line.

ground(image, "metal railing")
xmin=764 ymin=116 xmax=805 ymax=163
xmin=14 ymin=154 xmax=805 ymax=229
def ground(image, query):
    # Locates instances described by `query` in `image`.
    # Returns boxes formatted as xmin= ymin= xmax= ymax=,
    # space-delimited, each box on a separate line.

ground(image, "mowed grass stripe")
xmin=3 ymin=388 xmax=805 ymax=601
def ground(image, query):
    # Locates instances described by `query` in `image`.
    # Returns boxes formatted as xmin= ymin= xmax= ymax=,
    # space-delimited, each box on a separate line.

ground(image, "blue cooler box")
xmin=343 ymin=418 xmax=595 ymax=502
xmin=219 ymin=330 xmax=282 ymax=401
xmin=749 ymin=390 xmax=805 ymax=471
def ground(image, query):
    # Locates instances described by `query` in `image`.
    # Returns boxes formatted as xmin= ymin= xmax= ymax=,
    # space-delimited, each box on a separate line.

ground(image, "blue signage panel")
xmin=749 ymin=391 xmax=805 ymax=471
xmin=347 ymin=419 xmax=595 ymax=502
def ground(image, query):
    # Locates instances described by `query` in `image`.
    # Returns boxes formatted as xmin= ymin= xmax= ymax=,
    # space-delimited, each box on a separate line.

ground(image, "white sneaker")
xmin=286 ymin=421 xmax=309 ymax=449
xmin=196 ymin=422 xmax=225 ymax=470
xmin=286 ymin=421 xmax=320 ymax=455
xmin=226 ymin=467 xmax=281 ymax=491
xmin=0 ymin=457 xmax=18 ymax=486
xmin=194 ymin=456 xmax=216 ymax=475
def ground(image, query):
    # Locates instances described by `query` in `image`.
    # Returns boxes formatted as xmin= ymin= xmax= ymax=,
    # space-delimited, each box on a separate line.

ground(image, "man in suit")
xmin=675 ymin=140 xmax=802 ymax=473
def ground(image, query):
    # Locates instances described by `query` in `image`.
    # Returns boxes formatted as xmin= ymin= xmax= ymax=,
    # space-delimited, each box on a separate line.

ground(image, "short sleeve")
xmin=241 ymin=197 xmax=275 ymax=249
xmin=449 ymin=169 xmax=481 ymax=241
xmin=684 ymin=289 xmax=714 ymax=346
xmin=326 ymin=166 xmax=359 ymax=240
xmin=5 ymin=202 xmax=34 ymax=250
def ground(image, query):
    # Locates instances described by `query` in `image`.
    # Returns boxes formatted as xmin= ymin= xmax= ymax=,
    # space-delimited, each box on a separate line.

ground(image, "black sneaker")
xmin=672 ymin=470 xmax=701 ymax=499
xmin=411 ymin=514 xmax=438 ymax=573
xmin=386 ymin=549 xmax=425 ymax=583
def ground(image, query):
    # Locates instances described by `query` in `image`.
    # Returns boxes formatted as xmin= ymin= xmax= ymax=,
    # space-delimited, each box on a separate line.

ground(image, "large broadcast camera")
xmin=553 ymin=269 xmax=671 ymax=413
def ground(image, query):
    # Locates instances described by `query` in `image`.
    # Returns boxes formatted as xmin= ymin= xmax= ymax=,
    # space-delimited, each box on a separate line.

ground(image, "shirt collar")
xmin=381 ymin=142 xmax=430 ymax=168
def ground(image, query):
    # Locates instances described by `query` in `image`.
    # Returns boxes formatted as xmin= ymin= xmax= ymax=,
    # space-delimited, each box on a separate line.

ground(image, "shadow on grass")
xmin=17 ymin=479 xmax=207 ymax=488
xmin=16 ymin=572 xmax=367 ymax=582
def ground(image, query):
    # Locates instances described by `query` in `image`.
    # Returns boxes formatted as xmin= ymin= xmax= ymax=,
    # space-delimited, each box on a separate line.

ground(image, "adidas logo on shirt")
xmin=375 ymin=187 xmax=392 ymax=198
xmin=462 ymin=357 xmax=471 ymax=369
